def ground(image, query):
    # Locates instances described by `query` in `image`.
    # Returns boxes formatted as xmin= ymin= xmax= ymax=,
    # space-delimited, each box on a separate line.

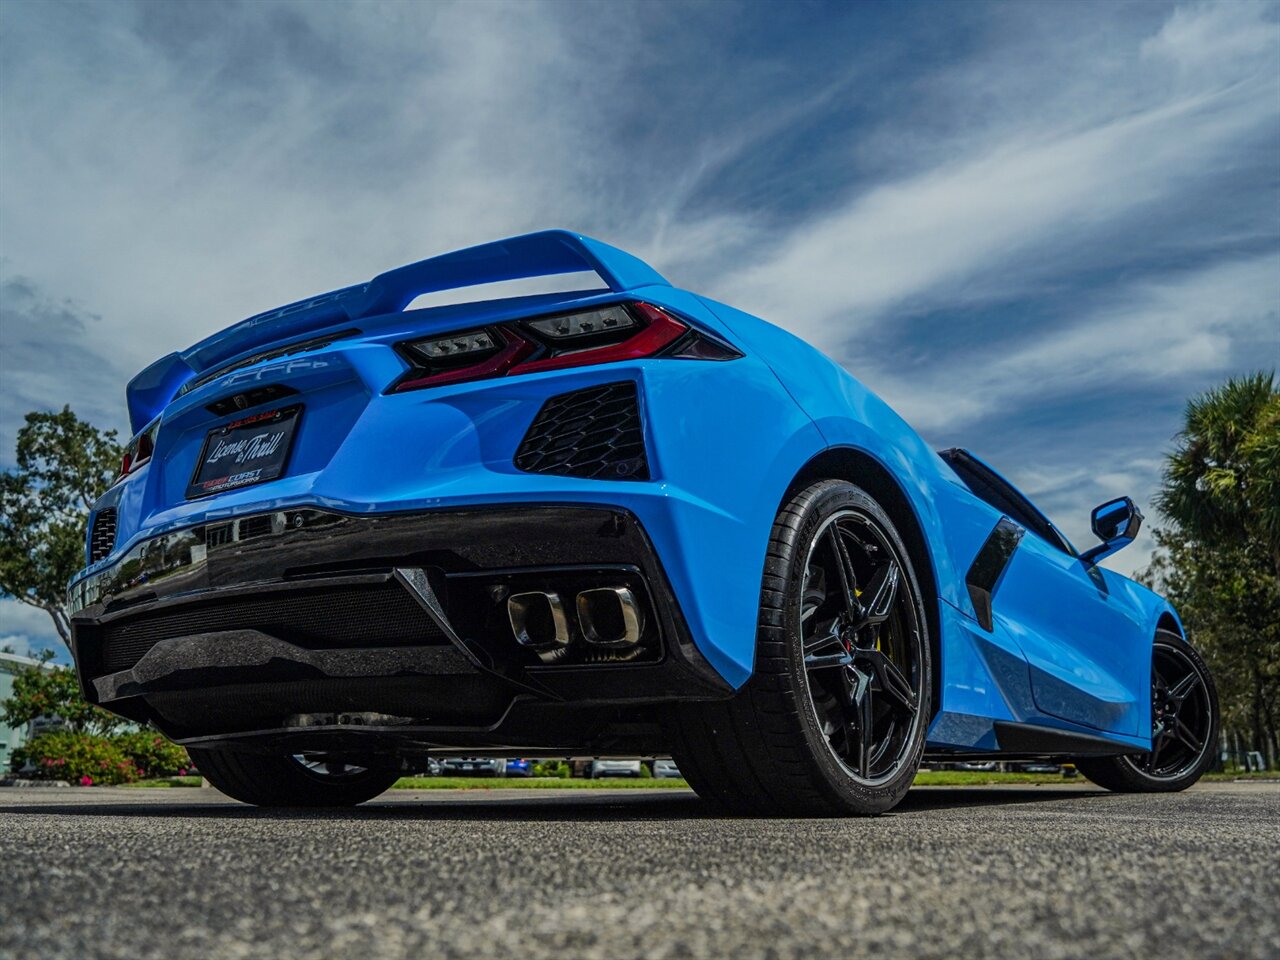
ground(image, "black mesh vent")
xmin=514 ymin=382 xmax=649 ymax=481
xmin=99 ymin=580 xmax=446 ymax=675
xmin=89 ymin=509 xmax=117 ymax=563
xmin=237 ymin=515 xmax=274 ymax=540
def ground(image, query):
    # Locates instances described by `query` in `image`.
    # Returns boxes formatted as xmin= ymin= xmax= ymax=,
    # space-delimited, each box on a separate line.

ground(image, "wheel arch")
xmin=787 ymin=446 xmax=944 ymax=718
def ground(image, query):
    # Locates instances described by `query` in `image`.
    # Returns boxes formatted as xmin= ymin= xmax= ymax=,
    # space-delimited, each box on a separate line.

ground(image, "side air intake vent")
xmin=514 ymin=382 xmax=649 ymax=481
xmin=89 ymin=509 xmax=117 ymax=563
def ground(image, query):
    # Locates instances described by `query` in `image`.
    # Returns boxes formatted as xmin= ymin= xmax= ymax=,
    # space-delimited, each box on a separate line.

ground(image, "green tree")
xmin=1157 ymin=372 xmax=1280 ymax=581
xmin=1143 ymin=530 xmax=1279 ymax=765
xmin=0 ymin=653 xmax=126 ymax=736
xmin=0 ymin=407 xmax=121 ymax=648
xmin=1144 ymin=372 xmax=1280 ymax=766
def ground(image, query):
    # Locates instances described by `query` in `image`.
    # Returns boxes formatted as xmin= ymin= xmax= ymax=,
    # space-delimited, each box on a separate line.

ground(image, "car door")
xmin=939 ymin=450 xmax=1148 ymax=737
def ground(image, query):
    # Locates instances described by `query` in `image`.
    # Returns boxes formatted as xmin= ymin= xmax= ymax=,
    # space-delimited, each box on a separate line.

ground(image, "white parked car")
xmin=589 ymin=759 xmax=643 ymax=778
xmin=652 ymin=759 xmax=682 ymax=779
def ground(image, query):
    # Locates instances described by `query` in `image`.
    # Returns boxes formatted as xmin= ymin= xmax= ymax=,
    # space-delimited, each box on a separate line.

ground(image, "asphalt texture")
xmin=0 ymin=782 xmax=1276 ymax=960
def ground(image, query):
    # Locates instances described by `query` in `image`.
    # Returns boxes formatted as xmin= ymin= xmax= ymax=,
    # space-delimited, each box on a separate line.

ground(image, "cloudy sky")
xmin=1 ymin=0 xmax=1278 ymax=655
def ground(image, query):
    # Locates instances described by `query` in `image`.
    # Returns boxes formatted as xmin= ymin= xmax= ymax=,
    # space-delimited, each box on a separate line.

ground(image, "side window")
xmin=939 ymin=448 xmax=1076 ymax=556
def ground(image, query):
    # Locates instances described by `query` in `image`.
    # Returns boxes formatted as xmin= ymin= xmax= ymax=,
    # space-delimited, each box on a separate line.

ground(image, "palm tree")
xmin=1157 ymin=372 xmax=1280 ymax=583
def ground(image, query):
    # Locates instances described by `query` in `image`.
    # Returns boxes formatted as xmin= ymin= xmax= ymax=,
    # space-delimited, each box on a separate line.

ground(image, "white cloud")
xmin=702 ymin=1 xmax=1278 ymax=351
xmin=0 ymin=599 xmax=65 ymax=659
xmin=0 ymin=2 xmax=638 ymax=408
xmin=1143 ymin=0 xmax=1280 ymax=75
xmin=868 ymin=251 xmax=1280 ymax=434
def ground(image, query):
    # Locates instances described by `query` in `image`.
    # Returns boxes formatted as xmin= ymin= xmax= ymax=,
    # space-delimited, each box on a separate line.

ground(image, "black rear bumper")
xmin=69 ymin=506 xmax=730 ymax=754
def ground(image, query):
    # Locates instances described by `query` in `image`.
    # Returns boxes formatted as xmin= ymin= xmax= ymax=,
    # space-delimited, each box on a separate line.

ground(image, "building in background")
xmin=0 ymin=651 xmax=54 ymax=770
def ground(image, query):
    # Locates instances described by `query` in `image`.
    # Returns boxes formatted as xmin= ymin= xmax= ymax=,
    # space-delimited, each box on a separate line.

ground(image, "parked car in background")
xmin=652 ymin=759 xmax=682 ymax=779
xmin=1013 ymin=762 xmax=1062 ymax=774
xmin=440 ymin=758 xmax=507 ymax=777
xmin=504 ymin=758 xmax=533 ymax=778
xmin=590 ymin=759 xmax=643 ymax=779
xmin=410 ymin=758 xmax=442 ymax=777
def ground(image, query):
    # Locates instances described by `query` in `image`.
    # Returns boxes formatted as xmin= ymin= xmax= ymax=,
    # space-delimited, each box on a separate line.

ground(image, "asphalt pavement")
xmin=0 ymin=781 xmax=1276 ymax=960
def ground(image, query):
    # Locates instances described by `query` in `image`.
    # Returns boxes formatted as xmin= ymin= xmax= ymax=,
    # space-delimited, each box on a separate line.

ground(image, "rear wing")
xmin=126 ymin=231 xmax=669 ymax=433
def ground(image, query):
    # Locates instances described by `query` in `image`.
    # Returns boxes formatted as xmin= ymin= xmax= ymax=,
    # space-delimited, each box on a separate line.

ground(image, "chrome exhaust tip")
xmin=576 ymin=586 xmax=645 ymax=647
xmin=507 ymin=591 xmax=571 ymax=663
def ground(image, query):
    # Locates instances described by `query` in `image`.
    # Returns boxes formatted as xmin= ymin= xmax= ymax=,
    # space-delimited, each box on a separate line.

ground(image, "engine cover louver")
xmin=514 ymin=381 xmax=649 ymax=481
xmin=89 ymin=509 xmax=117 ymax=563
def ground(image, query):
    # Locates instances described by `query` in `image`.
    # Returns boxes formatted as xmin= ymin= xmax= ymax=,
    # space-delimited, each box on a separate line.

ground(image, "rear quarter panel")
xmin=695 ymin=297 xmax=1163 ymax=748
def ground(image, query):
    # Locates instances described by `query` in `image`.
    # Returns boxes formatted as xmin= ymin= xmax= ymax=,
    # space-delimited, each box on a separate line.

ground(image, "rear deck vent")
xmin=89 ymin=509 xmax=117 ymax=563
xmin=205 ymin=384 xmax=299 ymax=417
xmin=515 ymin=381 xmax=649 ymax=481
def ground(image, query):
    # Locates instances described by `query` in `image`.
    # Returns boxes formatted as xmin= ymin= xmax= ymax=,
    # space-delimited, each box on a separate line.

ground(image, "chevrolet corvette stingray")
xmin=68 ymin=231 xmax=1219 ymax=813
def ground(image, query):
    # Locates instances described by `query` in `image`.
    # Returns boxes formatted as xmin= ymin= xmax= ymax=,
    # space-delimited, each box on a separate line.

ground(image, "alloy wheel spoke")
xmin=1145 ymin=728 xmax=1166 ymax=773
xmin=803 ymin=618 xmax=844 ymax=655
xmin=844 ymin=670 xmax=875 ymax=783
xmin=826 ymin=523 xmax=861 ymax=620
xmin=857 ymin=560 xmax=900 ymax=628
xmin=861 ymin=648 xmax=916 ymax=716
xmin=1173 ymin=717 xmax=1203 ymax=754
xmin=804 ymin=618 xmax=852 ymax=670
xmin=806 ymin=651 xmax=854 ymax=670
xmin=852 ymin=669 xmax=874 ymax=778
xmin=1166 ymin=671 xmax=1200 ymax=703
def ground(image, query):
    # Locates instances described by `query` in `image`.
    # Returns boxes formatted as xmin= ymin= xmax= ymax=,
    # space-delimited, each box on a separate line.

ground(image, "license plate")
xmin=186 ymin=406 xmax=301 ymax=499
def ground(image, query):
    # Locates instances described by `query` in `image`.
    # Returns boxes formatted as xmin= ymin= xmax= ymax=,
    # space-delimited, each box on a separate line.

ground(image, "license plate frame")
xmin=186 ymin=405 xmax=302 ymax=500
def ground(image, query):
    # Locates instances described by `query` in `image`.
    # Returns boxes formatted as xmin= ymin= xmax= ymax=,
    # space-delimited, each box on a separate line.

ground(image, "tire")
xmin=187 ymin=748 xmax=401 ymax=807
xmin=1077 ymin=630 xmax=1219 ymax=793
xmin=668 ymin=479 xmax=932 ymax=816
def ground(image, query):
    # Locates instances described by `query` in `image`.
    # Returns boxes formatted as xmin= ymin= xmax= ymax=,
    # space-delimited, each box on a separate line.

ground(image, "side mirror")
xmin=1080 ymin=497 xmax=1144 ymax=566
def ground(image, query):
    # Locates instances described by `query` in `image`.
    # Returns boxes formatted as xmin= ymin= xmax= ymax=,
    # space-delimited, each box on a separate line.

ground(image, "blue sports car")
xmin=67 ymin=231 xmax=1219 ymax=813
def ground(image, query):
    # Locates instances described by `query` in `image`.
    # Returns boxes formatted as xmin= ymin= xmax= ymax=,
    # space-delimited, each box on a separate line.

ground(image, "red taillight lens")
xmin=509 ymin=303 xmax=686 ymax=375
xmin=390 ymin=302 xmax=737 ymax=393
xmin=119 ymin=420 xmax=158 ymax=480
xmin=392 ymin=329 xmax=535 ymax=392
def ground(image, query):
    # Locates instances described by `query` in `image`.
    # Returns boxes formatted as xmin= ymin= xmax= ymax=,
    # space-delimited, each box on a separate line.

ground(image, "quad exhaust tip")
xmin=506 ymin=586 xmax=645 ymax=659
xmin=507 ymin=591 xmax=570 ymax=659
xmin=576 ymin=586 xmax=644 ymax=648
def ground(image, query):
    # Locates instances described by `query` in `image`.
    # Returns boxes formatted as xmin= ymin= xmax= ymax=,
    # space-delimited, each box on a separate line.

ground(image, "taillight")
xmin=390 ymin=302 xmax=740 ymax=393
xmin=119 ymin=419 xmax=159 ymax=480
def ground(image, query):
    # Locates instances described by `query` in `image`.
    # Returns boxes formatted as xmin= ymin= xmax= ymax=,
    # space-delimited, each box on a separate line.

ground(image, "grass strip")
xmin=126 ymin=776 xmax=204 ymax=788
xmin=392 ymin=776 xmax=688 ymax=789
xmin=122 ymin=769 xmax=1279 ymax=789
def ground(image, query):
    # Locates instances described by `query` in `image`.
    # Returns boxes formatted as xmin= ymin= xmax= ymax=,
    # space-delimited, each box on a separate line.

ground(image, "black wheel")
xmin=668 ymin=479 xmax=931 ymax=816
xmin=1077 ymin=630 xmax=1219 ymax=793
xmin=187 ymin=748 xmax=401 ymax=807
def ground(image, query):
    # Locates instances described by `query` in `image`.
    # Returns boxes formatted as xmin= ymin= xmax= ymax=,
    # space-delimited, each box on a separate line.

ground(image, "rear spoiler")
xmin=125 ymin=230 xmax=669 ymax=433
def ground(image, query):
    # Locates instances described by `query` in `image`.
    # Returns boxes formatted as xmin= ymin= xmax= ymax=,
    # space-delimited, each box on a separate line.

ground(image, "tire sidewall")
xmin=190 ymin=748 xmax=400 ymax=807
xmin=1119 ymin=629 xmax=1220 ymax=790
xmin=773 ymin=480 xmax=932 ymax=812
